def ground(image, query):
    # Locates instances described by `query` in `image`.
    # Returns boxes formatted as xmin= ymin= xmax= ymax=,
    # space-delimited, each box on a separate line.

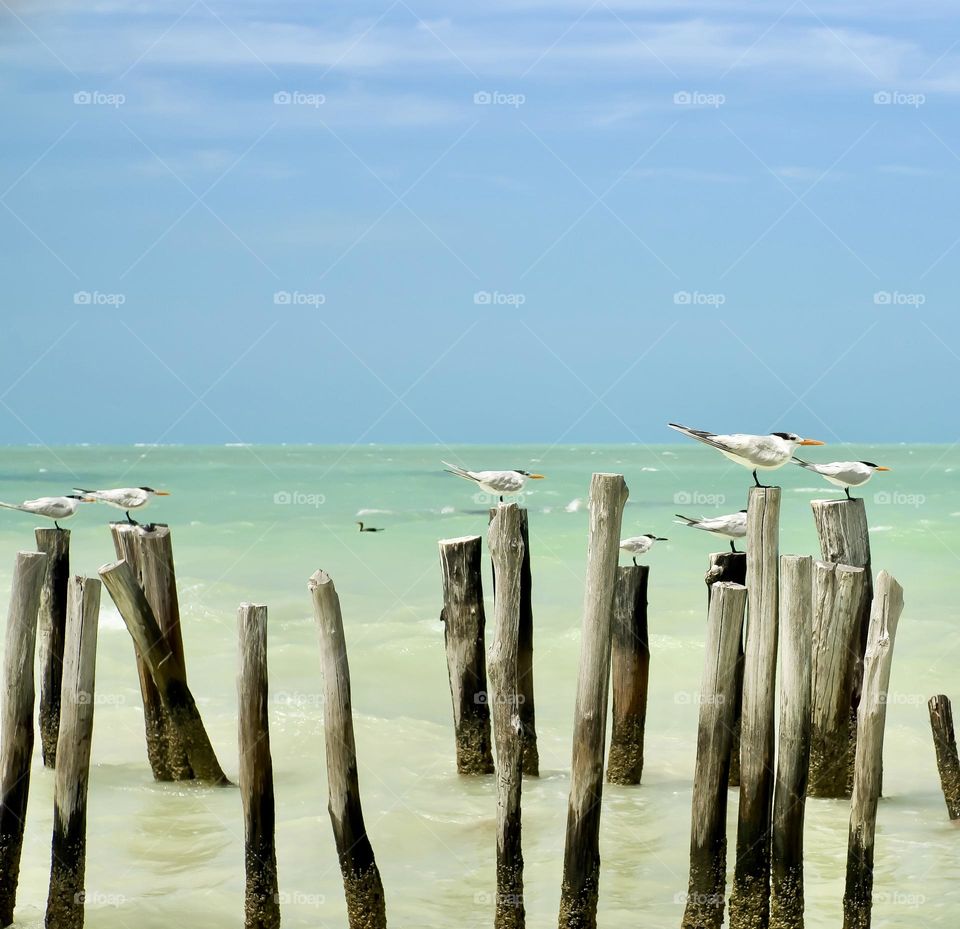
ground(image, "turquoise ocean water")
xmin=0 ymin=443 xmax=957 ymax=928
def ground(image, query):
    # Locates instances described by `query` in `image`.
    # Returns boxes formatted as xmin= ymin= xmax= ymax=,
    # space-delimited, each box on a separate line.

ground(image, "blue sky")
xmin=2 ymin=0 xmax=959 ymax=445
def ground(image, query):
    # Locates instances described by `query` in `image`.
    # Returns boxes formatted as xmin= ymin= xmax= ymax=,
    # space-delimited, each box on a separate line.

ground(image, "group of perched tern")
xmin=443 ymin=424 xmax=891 ymax=565
xmin=668 ymin=423 xmax=890 ymax=497
xmin=0 ymin=486 xmax=169 ymax=530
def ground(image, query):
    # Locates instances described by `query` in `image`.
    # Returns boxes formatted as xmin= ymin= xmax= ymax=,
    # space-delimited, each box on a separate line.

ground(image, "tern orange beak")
xmin=875 ymin=466 xmax=891 ymax=471
xmin=155 ymin=491 xmax=171 ymax=496
xmin=799 ymin=439 xmax=825 ymax=446
xmin=529 ymin=474 xmax=545 ymax=480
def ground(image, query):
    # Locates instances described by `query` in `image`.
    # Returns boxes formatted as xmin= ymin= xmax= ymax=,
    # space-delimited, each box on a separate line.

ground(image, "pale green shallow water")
xmin=0 ymin=443 xmax=957 ymax=928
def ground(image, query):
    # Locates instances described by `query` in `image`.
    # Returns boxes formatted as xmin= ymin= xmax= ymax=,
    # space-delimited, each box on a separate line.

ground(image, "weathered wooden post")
xmin=0 ymin=550 xmax=47 ymax=927
xmin=607 ymin=564 xmax=649 ymax=785
xmin=45 ymin=576 xmax=101 ymax=929
xmin=706 ymin=551 xmax=746 ymax=787
xmin=487 ymin=504 xmax=526 ymax=928
xmin=99 ymin=559 xmax=229 ymax=785
xmin=681 ymin=581 xmax=747 ymax=929
xmin=558 ymin=473 xmax=629 ymax=929
xmin=729 ymin=486 xmax=780 ymax=929
xmin=309 ymin=570 xmax=387 ymax=929
xmin=928 ymin=695 xmax=960 ymax=819
xmin=438 ymin=535 xmax=494 ymax=775
xmin=237 ymin=603 xmax=280 ymax=929
xmin=842 ymin=571 xmax=904 ymax=929
xmin=811 ymin=498 xmax=872 ymax=788
xmin=110 ymin=524 xmax=172 ymax=780
xmin=488 ymin=507 xmax=538 ymax=776
xmin=808 ymin=562 xmax=865 ymax=798
xmin=770 ymin=555 xmax=813 ymax=929
xmin=36 ymin=528 xmax=70 ymax=769
xmin=139 ymin=525 xmax=192 ymax=779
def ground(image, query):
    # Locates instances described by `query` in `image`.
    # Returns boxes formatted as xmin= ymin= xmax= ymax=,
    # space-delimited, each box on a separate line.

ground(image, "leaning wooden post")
xmin=706 ymin=551 xmax=746 ymax=787
xmin=770 ymin=555 xmax=813 ymax=929
xmin=237 ymin=604 xmax=280 ymax=929
xmin=928 ymin=695 xmax=960 ymax=820
xmin=606 ymin=565 xmax=649 ymax=785
xmin=558 ymin=473 xmax=629 ymax=929
xmin=110 ymin=524 xmax=172 ymax=781
xmin=842 ymin=571 xmax=904 ymax=929
xmin=809 ymin=562 xmax=865 ymax=798
xmin=0 ymin=550 xmax=47 ymax=927
xmin=681 ymin=581 xmax=747 ymax=929
xmin=729 ymin=486 xmax=780 ymax=929
xmin=309 ymin=570 xmax=387 ymax=929
xmin=139 ymin=526 xmax=192 ymax=779
xmin=487 ymin=505 xmax=526 ymax=928
xmin=45 ymin=576 xmax=101 ymax=929
xmin=488 ymin=507 xmax=539 ymax=776
xmin=811 ymin=498 xmax=872 ymax=788
xmin=438 ymin=536 xmax=494 ymax=775
xmin=98 ymin=559 xmax=229 ymax=785
xmin=36 ymin=528 xmax=70 ymax=769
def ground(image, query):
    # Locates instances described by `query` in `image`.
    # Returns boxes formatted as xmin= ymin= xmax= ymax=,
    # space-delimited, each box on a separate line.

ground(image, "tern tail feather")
xmin=441 ymin=461 xmax=478 ymax=482
xmin=791 ymin=457 xmax=813 ymax=469
xmin=675 ymin=514 xmax=698 ymax=525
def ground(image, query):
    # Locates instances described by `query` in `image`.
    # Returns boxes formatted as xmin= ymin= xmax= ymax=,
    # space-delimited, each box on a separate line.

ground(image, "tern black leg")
xmin=499 ymin=495 xmax=504 ymax=503
xmin=845 ymin=487 xmax=851 ymax=500
xmin=752 ymin=469 xmax=761 ymax=487
xmin=632 ymin=556 xmax=638 ymax=566
xmin=125 ymin=510 xmax=140 ymax=526
xmin=55 ymin=521 xmax=61 ymax=530
xmin=730 ymin=540 xmax=738 ymax=553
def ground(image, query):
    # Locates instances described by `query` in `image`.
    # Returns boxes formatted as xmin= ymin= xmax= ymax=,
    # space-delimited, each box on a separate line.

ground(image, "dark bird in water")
xmin=357 ymin=521 xmax=384 ymax=532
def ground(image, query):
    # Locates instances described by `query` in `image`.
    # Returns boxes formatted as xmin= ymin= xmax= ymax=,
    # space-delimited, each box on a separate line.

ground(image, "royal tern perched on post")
xmin=74 ymin=486 xmax=170 ymax=525
xmin=0 ymin=494 xmax=93 ymax=530
xmin=675 ymin=510 xmax=748 ymax=552
xmin=441 ymin=461 xmax=544 ymax=502
xmin=668 ymin=423 xmax=825 ymax=487
xmin=619 ymin=534 xmax=667 ymax=565
xmin=792 ymin=458 xmax=890 ymax=499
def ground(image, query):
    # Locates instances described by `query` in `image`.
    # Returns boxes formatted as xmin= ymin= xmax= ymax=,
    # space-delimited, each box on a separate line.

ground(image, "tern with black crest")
xmin=0 ymin=494 xmax=93 ymax=530
xmin=441 ymin=461 xmax=544 ymax=502
xmin=668 ymin=423 xmax=825 ymax=487
xmin=792 ymin=458 xmax=890 ymax=499
xmin=619 ymin=533 xmax=668 ymax=565
xmin=675 ymin=510 xmax=748 ymax=552
xmin=74 ymin=486 xmax=170 ymax=525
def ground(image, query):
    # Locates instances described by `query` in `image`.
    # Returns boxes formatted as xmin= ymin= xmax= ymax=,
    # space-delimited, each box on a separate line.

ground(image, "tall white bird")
xmin=619 ymin=533 xmax=668 ymax=565
xmin=74 ymin=486 xmax=170 ymax=525
xmin=792 ymin=458 xmax=890 ymax=499
xmin=0 ymin=494 xmax=93 ymax=529
xmin=441 ymin=461 xmax=544 ymax=502
xmin=675 ymin=510 xmax=748 ymax=552
xmin=668 ymin=423 xmax=825 ymax=486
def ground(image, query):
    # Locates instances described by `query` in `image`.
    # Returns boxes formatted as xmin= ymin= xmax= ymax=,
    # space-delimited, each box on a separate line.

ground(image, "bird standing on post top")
xmin=668 ymin=423 xmax=824 ymax=487
xmin=792 ymin=458 xmax=890 ymax=499
xmin=441 ymin=461 xmax=545 ymax=502
xmin=0 ymin=494 xmax=93 ymax=530
xmin=619 ymin=534 xmax=668 ymax=565
xmin=74 ymin=486 xmax=170 ymax=526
